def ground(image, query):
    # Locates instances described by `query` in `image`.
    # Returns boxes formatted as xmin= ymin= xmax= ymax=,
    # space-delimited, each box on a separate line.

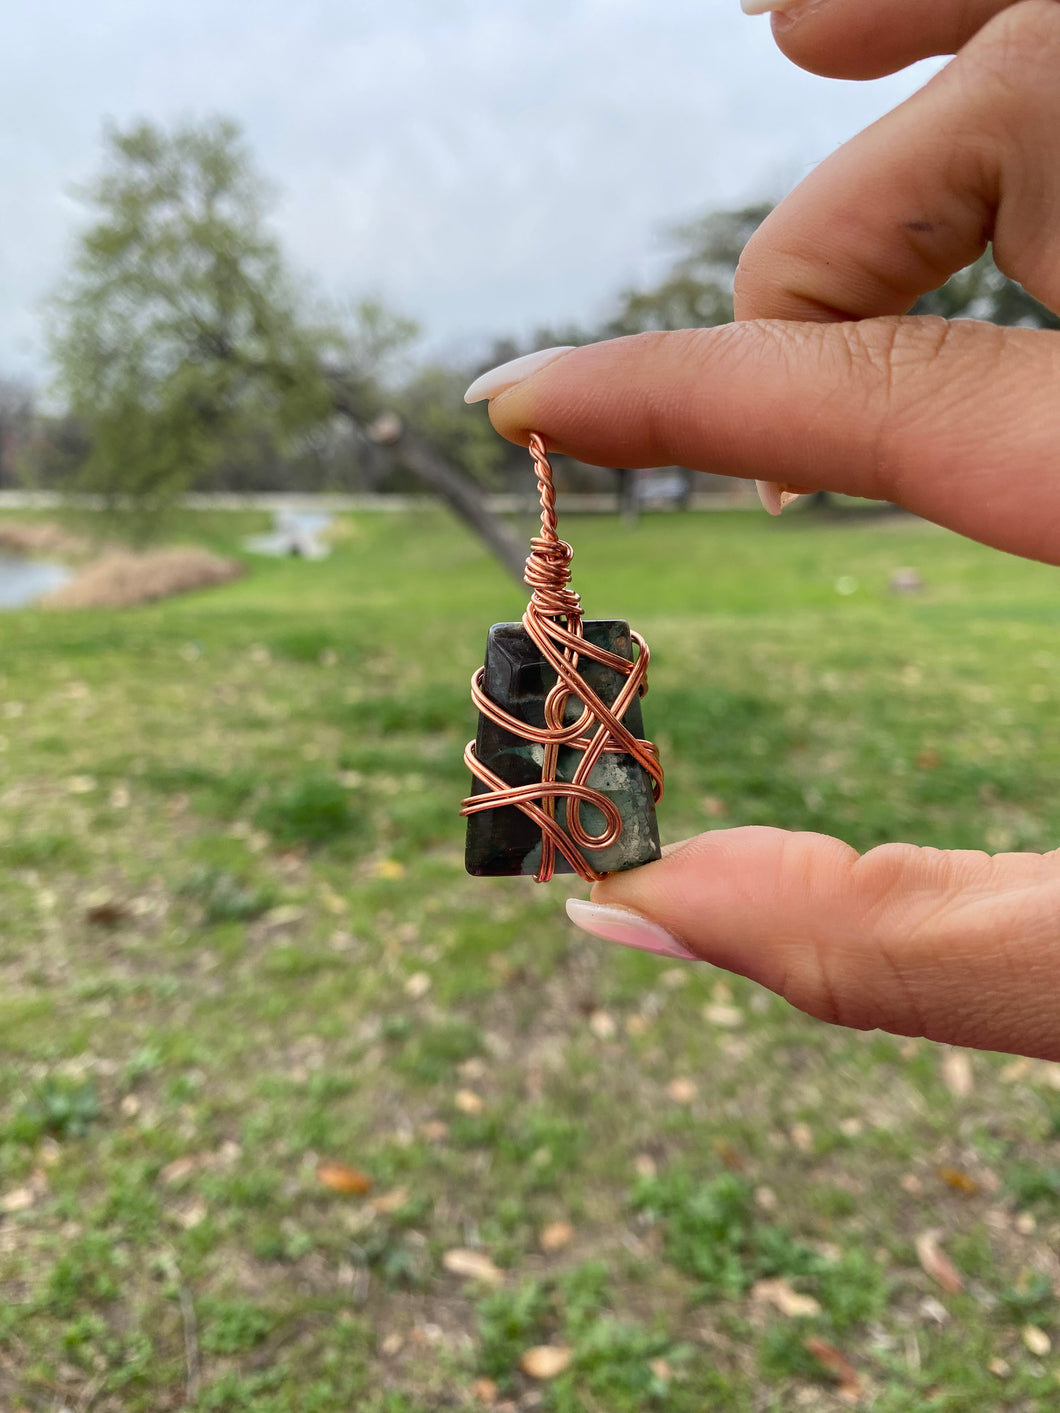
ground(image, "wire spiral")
xmin=461 ymin=433 xmax=663 ymax=882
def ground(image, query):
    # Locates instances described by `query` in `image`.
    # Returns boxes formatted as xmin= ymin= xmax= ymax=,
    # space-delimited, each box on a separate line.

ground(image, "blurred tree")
xmin=0 ymin=379 xmax=36 ymax=487
xmin=47 ymin=118 xmax=526 ymax=575
xmin=48 ymin=118 xmax=339 ymax=534
xmin=912 ymin=248 xmax=1059 ymax=328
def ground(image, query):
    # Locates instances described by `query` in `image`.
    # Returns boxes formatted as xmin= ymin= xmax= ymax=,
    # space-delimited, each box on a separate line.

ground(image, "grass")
xmin=0 ymin=501 xmax=1059 ymax=1410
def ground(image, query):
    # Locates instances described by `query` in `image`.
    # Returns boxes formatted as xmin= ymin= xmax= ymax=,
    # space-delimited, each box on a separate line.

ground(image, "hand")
xmin=469 ymin=0 xmax=1060 ymax=1060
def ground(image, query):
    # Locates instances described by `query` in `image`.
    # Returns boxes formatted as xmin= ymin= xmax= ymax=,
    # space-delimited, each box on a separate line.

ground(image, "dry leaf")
xmin=703 ymin=1003 xmax=743 ymax=1028
xmin=442 ymin=1249 xmax=502 ymax=1284
xmin=900 ymin=1173 xmax=923 ymax=1197
xmin=940 ymin=1049 xmax=974 ymax=1098
xmin=666 ymin=1077 xmax=698 ymax=1104
xmin=634 ymin=1153 xmax=657 ymax=1179
xmin=539 ymin=1221 xmax=575 ymax=1252
xmin=176 ymin=1196 xmax=207 ymax=1230
xmin=936 ymin=1166 xmax=978 ymax=1194
xmin=625 ymin=1015 xmax=648 ymax=1037
xmin=790 ymin=1123 xmax=814 ymax=1154
xmin=752 ymin=1278 xmax=822 ymax=1319
xmin=702 ymin=795 xmax=727 ymax=817
xmin=421 ymin=1121 xmax=449 ymax=1142
xmin=1 ymin=1187 xmax=36 ymax=1214
xmin=84 ymin=897 xmax=129 ymax=926
xmin=458 ymin=1057 xmax=487 ymax=1081
xmin=159 ymin=1155 xmax=201 ymax=1186
xmin=316 ymin=1160 xmax=372 ymax=1195
xmin=988 ymin=1357 xmax=1010 ymax=1378
xmin=589 ymin=1010 xmax=616 ymax=1040
xmin=915 ymin=1229 xmax=964 ymax=1294
xmin=371 ymin=1187 xmax=410 ymax=1215
xmin=519 ymin=1345 xmax=573 ymax=1380
xmin=380 ymin=1332 xmax=404 ymax=1357
xmin=454 ymin=1089 xmax=484 ymax=1115
xmin=120 ymin=1094 xmax=141 ymax=1118
xmin=804 ymin=1337 xmax=862 ymax=1399
xmin=648 ymin=1357 xmax=671 ymax=1382
xmin=755 ymin=1185 xmax=777 ymax=1212
xmin=1015 ymin=1211 xmax=1036 ymax=1235
xmin=404 ymin=972 xmax=431 ymax=999
xmin=1022 ymin=1325 xmax=1051 ymax=1357
xmin=1000 ymin=1058 xmax=1031 ymax=1084
xmin=473 ymin=1377 xmax=498 ymax=1405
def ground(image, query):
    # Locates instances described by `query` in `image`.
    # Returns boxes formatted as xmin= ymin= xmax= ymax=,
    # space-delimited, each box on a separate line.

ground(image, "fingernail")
xmin=565 ymin=898 xmax=699 ymax=961
xmin=464 ymin=346 xmax=576 ymax=405
xmin=740 ymin=0 xmax=799 ymax=14
xmin=755 ymin=480 xmax=804 ymax=515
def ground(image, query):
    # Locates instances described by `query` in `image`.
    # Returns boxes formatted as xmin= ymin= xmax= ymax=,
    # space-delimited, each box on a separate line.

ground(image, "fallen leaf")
xmin=473 ymin=1377 xmax=498 ymax=1405
xmin=375 ymin=858 xmax=406 ymax=880
xmin=371 ymin=1187 xmax=410 ymax=1215
xmin=988 ymin=1357 xmax=1010 ymax=1378
xmin=458 ymin=1057 xmax=487 ymax=1080
xmin=1015 ymin=1211 xmax=1036 ymax=1235
xmin=713 ymin=1139 xmax=744 ymax=1171
xmin=1022 ymin=1325 xmax=1051 ymax=1357
xmin=915 ymin=748 xmax=940 ymax=770
xmin=159 ymin=1155 xmax=201 ymax=1186
xmin=176 ymin=1196 xmax=207 ymax=1230
xmin=666 ymin=1077 xmax=698 ymax=1104
xmin=915 ymin=1229 xmax=964 ymax=1294
xmin=1001 ymin=1058 xmax=1032 ymax=1084
xmin=940 ymin=1049 xmax=974 ymax=1098
xmin=316 ymin=1160 xmax=372 ymax=1195
xmin=804 ymin=1338 xmax=862 ymax=1400
xmin=754 ymin=1185 xmax=777 ymax=1212
xmin=380 ymin=1332 xmax=404 ymax=1357
xmin=900 ymin=1173 xmax=924 ymax=1197
xmin=539 ymin=1221 xmax=575 ymax=1252
xmin=752 ymin=1278 xmax=822 ymax=1318
xmin=520 ymin=1345 xmax=573 ymax=1380
xmin=442 ymin=1248 xmax=502 ymax=1284
xmin=790 ymin=1123 xmax=814 ymax=1154
xmin=404 ymin=972 xmax=431 ymax=999
xmin=1 ymin=1187 xmax=36 ymax=1214
xmin=634 ymin=1153 xmax=657 ymax=1179
xmin=66 ymin=774 xmax=96 ymax=794
xmin=702 ymin=795 xmax=727 ymax=817
xmin=421 ymin=1121 xmax=449 ymax=1142
xmin=454 ymin=1089 xmax=484 ymax=1115
xmin=936 ymin=1166 xmax=978 ymax=1194
xmin=589 ymin=1010 xmax=616 ymax=1040
xmin=703 ymin=1003 xmax=743 ymax=1028
xmin=625 ymin=1015 xmax=648 ymax=1036
xmin=84 ymin=897 xmax=129 ymax=926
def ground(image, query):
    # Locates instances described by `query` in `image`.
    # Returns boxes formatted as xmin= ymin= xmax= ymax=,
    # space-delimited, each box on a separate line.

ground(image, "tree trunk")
xmin=397 ymin=435 xmax=526 ymax=583
xmin=327 ymin=381 xmax=526 ymax=585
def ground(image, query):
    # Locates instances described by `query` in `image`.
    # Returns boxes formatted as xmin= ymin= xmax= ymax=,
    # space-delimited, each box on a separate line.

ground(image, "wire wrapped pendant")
xmin=461 ymin=434 xmax=663 ymax=882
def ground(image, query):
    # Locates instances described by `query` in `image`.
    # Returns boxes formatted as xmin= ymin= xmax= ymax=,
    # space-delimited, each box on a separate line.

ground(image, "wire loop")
xmin=461 ymin=433 xmax=663 ymax=881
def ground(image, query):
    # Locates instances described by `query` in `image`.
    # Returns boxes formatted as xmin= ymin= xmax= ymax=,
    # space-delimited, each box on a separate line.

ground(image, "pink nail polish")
xmin=565 ymin=899 xmax=698 ymax=961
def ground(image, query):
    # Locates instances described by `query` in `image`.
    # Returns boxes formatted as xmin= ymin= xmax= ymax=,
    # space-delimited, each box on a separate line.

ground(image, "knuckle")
xmin=958 ymin=0 xmax=1060 ymax=104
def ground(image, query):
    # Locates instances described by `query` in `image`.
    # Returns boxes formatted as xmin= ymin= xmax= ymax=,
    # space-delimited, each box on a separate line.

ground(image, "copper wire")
xmin=461 ymin=432 xmax=663 ymax=882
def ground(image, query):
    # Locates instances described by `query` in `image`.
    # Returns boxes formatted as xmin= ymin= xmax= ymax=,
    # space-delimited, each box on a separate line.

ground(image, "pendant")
xmin=461 ymin=434 xmax=663 ymax=882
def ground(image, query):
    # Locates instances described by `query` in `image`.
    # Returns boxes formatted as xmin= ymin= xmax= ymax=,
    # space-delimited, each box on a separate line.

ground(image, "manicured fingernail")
xmin=565 ymin=898 xmax=698 ymax=961
xmin=464 ymin=346 xmax=576 ymax=404
xmin=740 ymin=0 xmax=799 ymax=14
xmin=755 ymin=480 xmax=804 ymax=515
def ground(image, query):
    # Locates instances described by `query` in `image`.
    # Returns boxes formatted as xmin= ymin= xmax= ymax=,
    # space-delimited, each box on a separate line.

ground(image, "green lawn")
xmin=1 ymin=505 xmax=1059 ymax=1412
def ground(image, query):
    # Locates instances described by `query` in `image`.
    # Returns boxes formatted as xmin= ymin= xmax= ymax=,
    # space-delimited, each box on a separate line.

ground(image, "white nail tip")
xmin=756 ymin=480 xmax=784 ymax=516
xmin=740 ymin=0 xmax=797 ymax=14
xmin=463 ymin=346 xmax=576 ymax=405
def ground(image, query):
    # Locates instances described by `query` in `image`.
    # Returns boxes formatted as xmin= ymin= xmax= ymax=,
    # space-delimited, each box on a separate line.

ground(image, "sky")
xmin=1 ymin=0 xmax=943 ymax=386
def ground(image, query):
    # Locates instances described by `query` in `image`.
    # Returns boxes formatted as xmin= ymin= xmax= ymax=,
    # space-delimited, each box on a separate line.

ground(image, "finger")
xmin=484 ymin=319 xmax=1060 ymax=566
xmin=757 ymin=0 xmax=1029 ymax=80
xmin=580 ymin=826 xmax=1060 ymax=1059
xmin=735 ymin=1 xmax=1060 ymax=324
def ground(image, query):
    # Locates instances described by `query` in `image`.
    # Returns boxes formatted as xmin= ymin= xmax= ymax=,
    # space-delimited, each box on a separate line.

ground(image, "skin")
xmin=484 ymin=0 xmax=1060 ymax=1060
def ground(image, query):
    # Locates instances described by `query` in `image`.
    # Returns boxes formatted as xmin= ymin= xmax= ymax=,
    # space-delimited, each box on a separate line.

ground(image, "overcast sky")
xmin=2 ymin=0 xmax=942 ymax=385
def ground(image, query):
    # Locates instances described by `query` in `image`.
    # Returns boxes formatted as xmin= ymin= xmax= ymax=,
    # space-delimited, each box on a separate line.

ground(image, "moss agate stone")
xmin=465 ymin=620 xmax=661 ymax=877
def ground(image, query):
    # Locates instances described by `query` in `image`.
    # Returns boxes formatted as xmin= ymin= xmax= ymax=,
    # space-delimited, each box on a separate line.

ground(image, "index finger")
xmin=748 ymin=0 xmax=1032 ymax=79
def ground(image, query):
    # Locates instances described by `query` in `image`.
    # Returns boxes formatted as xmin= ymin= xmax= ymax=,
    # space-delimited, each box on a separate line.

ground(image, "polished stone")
xmin=465 ymin=620 xmax=661 ymax=877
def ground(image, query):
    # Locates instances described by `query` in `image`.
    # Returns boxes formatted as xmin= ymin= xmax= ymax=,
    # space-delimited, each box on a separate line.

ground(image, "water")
xmin=243 ymin=510 xmax=332 ymax=560
xmin=0 ymin=554 xmax=71 ymax=608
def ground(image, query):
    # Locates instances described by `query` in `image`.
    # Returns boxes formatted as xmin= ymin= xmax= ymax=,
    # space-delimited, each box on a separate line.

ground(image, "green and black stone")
xmin=465 ymin=620 xmax=661 ymax=877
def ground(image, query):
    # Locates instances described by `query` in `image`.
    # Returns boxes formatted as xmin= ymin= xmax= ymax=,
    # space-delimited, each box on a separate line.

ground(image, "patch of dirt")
xmin=43 ymin=548 xmax=242 ymax=609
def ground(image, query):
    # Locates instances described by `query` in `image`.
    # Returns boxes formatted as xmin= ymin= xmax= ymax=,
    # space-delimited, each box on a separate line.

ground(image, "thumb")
xmin=566 ymin=827 xmax=1060 ymax=1060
